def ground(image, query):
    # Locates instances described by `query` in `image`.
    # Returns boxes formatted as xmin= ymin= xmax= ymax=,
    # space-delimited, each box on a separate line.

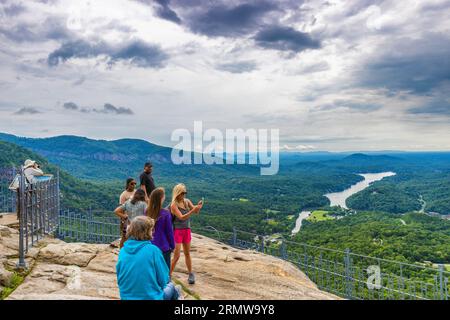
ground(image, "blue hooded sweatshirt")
xmin=116 ymin=238 xmax=169 ymax=300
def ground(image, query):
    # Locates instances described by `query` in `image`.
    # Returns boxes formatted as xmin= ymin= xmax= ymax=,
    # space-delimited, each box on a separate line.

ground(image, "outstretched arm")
xmin=187 ymin=199 xmax=203 ymax=212
xmin=114 ymin=206 xmax=128 ymax=220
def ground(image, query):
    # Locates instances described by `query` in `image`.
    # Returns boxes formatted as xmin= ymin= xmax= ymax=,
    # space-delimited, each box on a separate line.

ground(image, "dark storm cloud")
xmin=358 ymin=33 xmax=450 ymax=94
xmin=133 ymin=0 xmax=181 ymax=23
xmin=254 ymin=26 xmax=320 ymax=52
xmin=62 ymin=102 xmax=134 ymax=115
xmin=216 ymin=60 xmax=257 ymax=73
xmin=63 ymin=102 xmax=79 ymax=110
xmin=137 ymin=0 xmax=317 ymax=52
xmin=181 ymin=1 xmax=277 ymax=37
xmin=408 ymin=98 xmax=450 ymax=116
xmin=47 ymin=39 xmax=169 ymax=68
xmin=155 ymin=0 xmax=181 ymax=24
xmin=94 ymin=103 xmax=134 ymax=115
xmin=47 ymin=39 xmax=100 ymax=66
xmin=111 ymin=40 xmax=168 ymax=68
xmin=14 ymin=107 xmax=41 ymax=115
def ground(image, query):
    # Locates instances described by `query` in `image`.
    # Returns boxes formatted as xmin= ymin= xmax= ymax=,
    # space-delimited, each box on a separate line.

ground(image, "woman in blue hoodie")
xmin=116 ymin=216 xmax=182 ymax=300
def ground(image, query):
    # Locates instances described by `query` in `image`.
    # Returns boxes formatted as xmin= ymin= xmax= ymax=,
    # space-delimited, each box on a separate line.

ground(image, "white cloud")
xmin=0 ymin=0 xmax=449 ymax=151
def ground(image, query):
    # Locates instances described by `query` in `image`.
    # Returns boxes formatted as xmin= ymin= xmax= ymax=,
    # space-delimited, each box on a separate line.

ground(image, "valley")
xmin=0 ymin=133 xmax=449 ymax=268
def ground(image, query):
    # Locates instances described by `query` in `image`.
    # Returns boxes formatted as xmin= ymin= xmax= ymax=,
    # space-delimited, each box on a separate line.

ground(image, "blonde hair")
xmin=171 ymin=183 xmax=187 ymax=206
xmin=126 ymin=216 xmax=155 ymax=241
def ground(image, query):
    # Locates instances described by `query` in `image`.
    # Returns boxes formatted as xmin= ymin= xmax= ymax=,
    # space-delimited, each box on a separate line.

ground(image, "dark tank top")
xmin=173 ymin=200 xmax=191 ymax=229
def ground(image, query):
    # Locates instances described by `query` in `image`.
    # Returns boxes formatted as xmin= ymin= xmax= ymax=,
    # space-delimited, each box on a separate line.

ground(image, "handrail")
xmin=229 ymin=227 xmax=449 ymax=274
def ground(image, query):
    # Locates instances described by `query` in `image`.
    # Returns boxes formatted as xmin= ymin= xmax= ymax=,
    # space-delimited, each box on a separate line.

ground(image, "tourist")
xmin=22 ymin=159 xmax=45 ymax=220
xmin=140 ymin=162 xmax=155 ymax=202
xmin=114 ymin=189 xmax=147 ymax=248
xmin=147 ymin=187 xmax=175 ymax=270
xmin=170 ymin=183 xmax=203 ymax=284
xmin=119 ymin=178 xmax=136 ymax=205
xmin=116 ymin=216 xmax=182 ymax=300
xmin=23 ymin=159 xmax=44 ymax=183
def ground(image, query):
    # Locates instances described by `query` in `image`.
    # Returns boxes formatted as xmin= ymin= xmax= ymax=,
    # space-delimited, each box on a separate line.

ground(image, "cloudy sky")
xmin=0 ymin=0 xmax=449 ymax=151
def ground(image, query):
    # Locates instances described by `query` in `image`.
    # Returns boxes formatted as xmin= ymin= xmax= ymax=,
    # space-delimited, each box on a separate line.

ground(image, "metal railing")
xmin=218 ymin=227 xmax=449 ymax=300
xmin=57 ymin=208 xmax=120 ymax=244
xmin=46 ymin=211 xmax=450 ymax=300
xmin=0 ymin=167 xmax=16 ymax=213
xmin=16 ymin=166 xmax=60 ymax=268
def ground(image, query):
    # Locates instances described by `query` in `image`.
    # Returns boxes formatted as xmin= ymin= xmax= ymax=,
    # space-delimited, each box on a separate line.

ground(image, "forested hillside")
xmin=0 ymin=141 xmax=120 ymax=211
xmin=296 ymin=211 xmax=450 ymax=264
xmin=346 ymin=183 xmax=421 ymax=213
xmin=1 ymin=137 xmax=449 ymax=268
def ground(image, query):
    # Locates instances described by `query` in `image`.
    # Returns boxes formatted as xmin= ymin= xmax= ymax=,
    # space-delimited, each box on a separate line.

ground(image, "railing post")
xmin=56 ymin=170 xmax=60 ymax=224
xmin=11 ymin=166 xmax=16 ymax=213
xmin=232 ymin=227 xmax=237 ymax=246
xmin=344 ymin=248 xmax=352 ymax=299
xmin=259 ymin=235 xmax=265 ymax=253
xmin=280 ymin=240 xmax=287 ymax=260
xmin=438 ymin=264 xmax=444 ymax=300
xmin=16 ymin=166 xmax=27 ymax=270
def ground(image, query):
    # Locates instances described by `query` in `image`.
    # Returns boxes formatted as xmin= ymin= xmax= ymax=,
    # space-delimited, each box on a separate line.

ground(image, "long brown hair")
xmin=147 ymin=187 xmax=165 ymax=221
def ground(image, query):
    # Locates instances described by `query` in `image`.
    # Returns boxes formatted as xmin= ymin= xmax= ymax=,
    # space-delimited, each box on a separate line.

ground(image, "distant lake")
xmin=292 ymin=171 xmax=396 ymax=235
xmin=325 ymin=172 xmax=396 ymax=209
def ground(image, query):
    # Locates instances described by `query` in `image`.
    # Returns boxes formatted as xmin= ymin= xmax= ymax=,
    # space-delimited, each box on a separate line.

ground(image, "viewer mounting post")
xmin=17 ymin=166 xmax=27 ymax=269
xmin=439 ymin=264 xmax=444 ymax=300
xmin=259 ymin=235 xmax=265 ymax=253
xmin=56 ymin=170 xmax=60 ymax=225
xmin=344 ymin=248 xmax=353 ymax=299
xmin=280 ymin=240 xmax=287 ymax=260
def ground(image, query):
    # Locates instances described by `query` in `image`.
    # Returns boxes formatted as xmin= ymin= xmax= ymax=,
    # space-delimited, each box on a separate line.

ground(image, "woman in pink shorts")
xmin=169 ymin=183 xmax=203 ymax=284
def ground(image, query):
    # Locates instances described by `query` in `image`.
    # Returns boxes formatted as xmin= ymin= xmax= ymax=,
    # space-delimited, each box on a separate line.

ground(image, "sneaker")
xmin=175 ymin=285 xmax=184 ymax=300
xmin=188 ymin=272 xmax=195 ymax=284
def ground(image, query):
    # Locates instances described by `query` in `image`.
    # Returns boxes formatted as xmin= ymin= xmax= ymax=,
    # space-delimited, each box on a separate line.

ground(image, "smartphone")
xmin=201 ymin=197 xmax=205 ymax=204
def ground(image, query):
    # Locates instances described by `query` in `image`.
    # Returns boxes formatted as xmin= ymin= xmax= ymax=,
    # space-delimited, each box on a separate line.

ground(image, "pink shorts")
xmin=174 ymin=228 xmax=191 ymax=244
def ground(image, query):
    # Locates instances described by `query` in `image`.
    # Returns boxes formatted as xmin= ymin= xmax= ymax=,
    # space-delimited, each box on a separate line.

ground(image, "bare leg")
xmin=182 ymin=242 xmax=192 ymax=273
xmin=170 ymin=243 xmax=181 ymax=276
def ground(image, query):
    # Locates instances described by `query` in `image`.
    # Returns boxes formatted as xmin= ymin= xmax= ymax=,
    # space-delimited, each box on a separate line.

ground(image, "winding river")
xmin=291 ymin=172 xmax=396 ymax=235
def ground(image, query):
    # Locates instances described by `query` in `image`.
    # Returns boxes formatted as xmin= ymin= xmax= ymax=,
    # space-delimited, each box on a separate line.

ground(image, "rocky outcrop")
xmin=0 ymin=224 xmax=338 ymax=300
xmin=172 ymin=234 xmax=337 ymax=300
